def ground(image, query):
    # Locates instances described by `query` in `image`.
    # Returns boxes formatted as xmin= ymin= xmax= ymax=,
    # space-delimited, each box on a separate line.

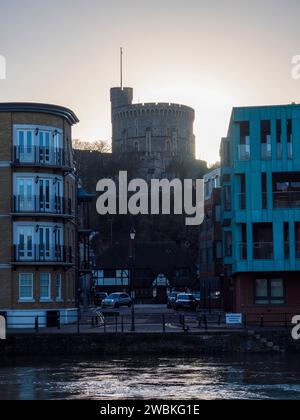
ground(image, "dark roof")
xmin=95 ymin=241 xmax=194 ymax=272
xmin=0 ymin=102 xmax=79 ymax=125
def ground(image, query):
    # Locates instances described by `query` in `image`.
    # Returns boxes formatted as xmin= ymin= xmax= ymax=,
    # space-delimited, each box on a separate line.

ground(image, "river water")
xmin=0 ymin=355 xmax=300 ymax=400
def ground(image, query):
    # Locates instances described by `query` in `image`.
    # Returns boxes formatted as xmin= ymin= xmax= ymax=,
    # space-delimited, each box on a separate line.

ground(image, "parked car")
xmin=167 ymin=291 xmax=180 ymax=308
xmin=102 ymin=293 xmax=132 ymax=308
xmin=192 ymin=291 xmax=201 ymax=303
xmin=174 ymin=293 xmax=198 ymax=311
xmin=94 ymin=292 xmax=108 ymax=306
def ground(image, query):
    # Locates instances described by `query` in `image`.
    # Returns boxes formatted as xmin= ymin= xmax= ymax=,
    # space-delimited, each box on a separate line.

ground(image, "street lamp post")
xmin=129 ymin=227 xmax=136 ymax=332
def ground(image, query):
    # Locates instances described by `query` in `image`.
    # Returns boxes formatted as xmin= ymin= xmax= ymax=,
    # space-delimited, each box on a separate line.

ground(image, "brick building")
xmin=0 ymin=103 xmax=79 ymax=327
xmin=198 ymin=168 xmax=224 ymax=309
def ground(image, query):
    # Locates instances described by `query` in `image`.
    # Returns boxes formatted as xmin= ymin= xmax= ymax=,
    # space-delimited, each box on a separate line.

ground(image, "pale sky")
xmin=0 ymin=0 xmax=300 ymax=163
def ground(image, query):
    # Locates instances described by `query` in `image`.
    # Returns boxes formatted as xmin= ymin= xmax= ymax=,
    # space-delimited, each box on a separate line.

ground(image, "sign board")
xmin=226 ymin=313 xmax=242 ymax=325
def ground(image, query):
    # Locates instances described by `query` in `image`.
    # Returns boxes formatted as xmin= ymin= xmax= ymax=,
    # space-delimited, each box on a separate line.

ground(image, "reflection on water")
xmin=0 ymin=355 xmax=300 ymax=400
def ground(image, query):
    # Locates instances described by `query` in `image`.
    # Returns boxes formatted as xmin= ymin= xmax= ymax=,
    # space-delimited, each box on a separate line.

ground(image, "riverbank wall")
xmin=0 ymin=330 xmax=300 ymax=357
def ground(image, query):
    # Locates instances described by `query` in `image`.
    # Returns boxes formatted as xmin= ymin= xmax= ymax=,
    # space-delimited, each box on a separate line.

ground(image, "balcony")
xmin=13 ymin=245 xmax=73 ymax=264
xmin=273 ymin=191 xmax=300 ymax=209
xmin=253 ymin=242 xmax=274 ymax=260
xmin=238 ymin=144 xmax=250 ymax=161
xmin=13 ymin=146 xmax=71 ymax=169
xmin=13 ymin=195 xmax=73 ymax=217
xmin=261 ymin=143 xmax=272 ymax=160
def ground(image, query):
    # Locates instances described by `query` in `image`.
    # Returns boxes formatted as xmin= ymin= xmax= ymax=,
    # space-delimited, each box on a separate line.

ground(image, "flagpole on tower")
xmin=120 ymin=47 xmax=123 ymax=89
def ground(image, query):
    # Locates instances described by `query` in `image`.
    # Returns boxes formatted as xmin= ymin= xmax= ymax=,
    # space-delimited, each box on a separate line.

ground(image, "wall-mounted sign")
xmin=226 ymin=313 xmax=242 ymax=325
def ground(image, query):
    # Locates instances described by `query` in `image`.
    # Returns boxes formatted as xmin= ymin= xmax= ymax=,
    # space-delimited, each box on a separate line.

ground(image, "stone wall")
xmin=1 ymin=331 xmax=299 ymax=357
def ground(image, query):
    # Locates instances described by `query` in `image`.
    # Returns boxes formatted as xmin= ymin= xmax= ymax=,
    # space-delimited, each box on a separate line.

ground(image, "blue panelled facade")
xmin=220 ymin=104 xmax=300 ymax=320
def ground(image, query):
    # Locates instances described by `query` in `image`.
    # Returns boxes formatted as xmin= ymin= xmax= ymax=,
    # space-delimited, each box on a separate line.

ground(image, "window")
xmin=262 ymin=173 xmax=267 ymax=209
xmin=287 ymin=119 xmax=293 ymax=159
xmin=215 ymin=241 xmax=223 ymax=259
xmin=56 ymin=273 xmax=62 ymax=300
xmin=255 ymin=278 xmax=284 ymax=304
xmin=40 ymin=273 xmax=51 ymax=300
xmin=19 ymin=273 xmax=33 ymax=301
xmin=224 ymin=186 xmax=231 ymax=211
xmin=224 ymin=231 xmax=232 ymax=257
xmin=260 ymin=120 xmax=271 ymax=160
xmin=295 ymin=223 xmax=300 ymax=258
xmin=238 ymin=122 xmax=250 ymax=160
xmin=276 ymin=119 xmax=282 ymax=159
xmin=239 ymin=174 xmax=246 ymax=209
xmin=15 ymin=223 xmax=63 ymax=262
xmin=14 ymin=125 xmax=63 ymax=165
xmin=215 ymin=205 xmax=221 ymax=222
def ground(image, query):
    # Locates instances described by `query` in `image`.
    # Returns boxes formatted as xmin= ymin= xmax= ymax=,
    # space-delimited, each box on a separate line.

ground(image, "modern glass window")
xmin=19 ymin=273 xmax=33 ymax=301
xmin=216 ymin=241 xmax=223 ymax=259
xmin=276 ymin=119 xmax=282 ymax=159
xmin=260 ymin=120 xmax=272 ymax=160
xmin=238 ymin=121 xmax=250 ymax=160
xmin=40 ymin=273 xmax=51 ymax=300
xmin=255 ymin=278 xmax=284 ymax=304
xmin=224 ymin=231 xmax=232 ymax=257
xmin=224 ymin=186 xmax=231 ymax=211
xmin=56 ymin=274 xmax=62 ymax=300
xmin=287 ymin=119 xmax=293 ymax=159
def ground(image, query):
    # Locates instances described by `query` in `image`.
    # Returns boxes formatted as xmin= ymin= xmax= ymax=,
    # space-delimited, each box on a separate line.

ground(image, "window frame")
xmin=254 ymin=278 xmax=285 ymax=305
xmin=19 ymin=273 xmax=34 ymax=302
xmin=40 ymin=272 xmax=51 ymax=301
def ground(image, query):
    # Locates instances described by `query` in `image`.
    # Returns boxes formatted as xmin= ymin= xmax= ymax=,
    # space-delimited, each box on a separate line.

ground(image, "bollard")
xmin=121 ymin=315 xmax=124 ymax=333
xmin=91 ymin=316 xmax=95 ymax=328
xmin=115 ymin=313 xmax=118 ymax=333
xmin=244 ymin=314 xmax=247 ymax=329
xmin=35 ymin=316 xmax=39 ymax=333
xmin=218 ymin=313 xmax=221 ymax=326
xmin=182 ymin=315 xmax=185 ymax=331
xmin=77 ymin=308 xmax=80 ymax=334
xmin=104 ymin=317 xmax=106 ymax=333
xmin=198 ymin=315 xmax=202 ymax=328
xmin=204 ymin=314 xmax=208 ymax=331
xmin=162 ymin=314 xmax=166 ymax=333
xmin=260 ymin=315 xmax=264 ymax=328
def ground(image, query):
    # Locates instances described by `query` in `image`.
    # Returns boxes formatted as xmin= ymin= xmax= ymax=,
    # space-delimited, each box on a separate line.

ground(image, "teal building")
xmin=220 ymin=104 xmax=300 ymax=321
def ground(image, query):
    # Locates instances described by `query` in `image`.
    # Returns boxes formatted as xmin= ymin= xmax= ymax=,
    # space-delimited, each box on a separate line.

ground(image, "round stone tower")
xmin=110 ymin=87 xmax=195 ymax=160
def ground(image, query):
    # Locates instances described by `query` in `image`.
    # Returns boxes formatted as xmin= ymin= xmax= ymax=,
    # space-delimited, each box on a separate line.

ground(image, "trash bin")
xmin=46 ymin=310 xmax=60 ymax=328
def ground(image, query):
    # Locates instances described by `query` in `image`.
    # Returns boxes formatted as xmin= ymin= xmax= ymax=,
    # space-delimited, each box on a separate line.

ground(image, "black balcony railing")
xmin=13 ymin=245 xmax=73 ymax=263
xmin=13 ymin=195 xmax=73 ymax=216
xmin=13 ymin=146 xmax=71 ymax=168
xmin=253 ymin=242 xmax=274 ymax=260
xmin=273 ymin=191 xmax=300 ymax=209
